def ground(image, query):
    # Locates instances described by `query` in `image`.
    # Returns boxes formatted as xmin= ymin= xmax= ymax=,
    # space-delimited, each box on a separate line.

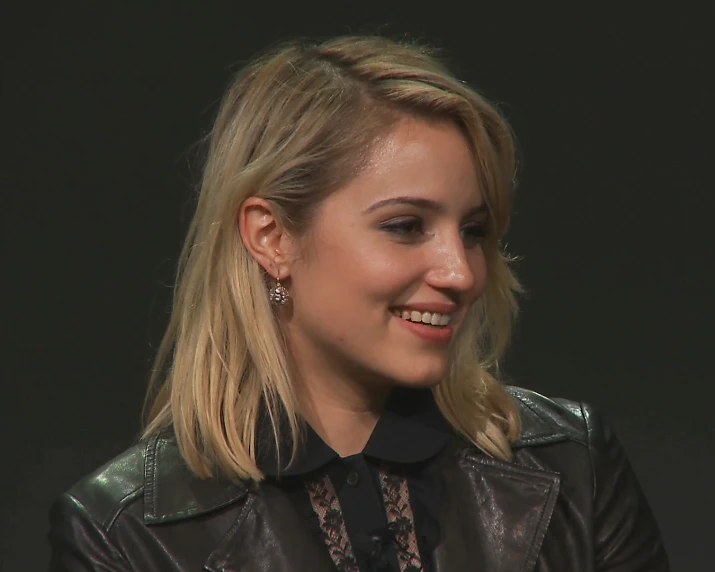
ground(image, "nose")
xmin=424 ymin=234 xmax=479 ymax=294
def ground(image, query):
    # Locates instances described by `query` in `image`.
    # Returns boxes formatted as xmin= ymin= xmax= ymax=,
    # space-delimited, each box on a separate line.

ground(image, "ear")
xmin=237 ymin=197 xmax=295 ymax=279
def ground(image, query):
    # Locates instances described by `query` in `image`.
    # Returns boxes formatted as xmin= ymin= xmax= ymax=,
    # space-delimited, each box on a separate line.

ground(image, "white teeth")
xmin=392 ymin=309 xmax=453 ymax=327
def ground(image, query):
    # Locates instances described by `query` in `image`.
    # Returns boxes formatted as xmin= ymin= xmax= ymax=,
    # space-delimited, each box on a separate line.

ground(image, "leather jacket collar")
xmin=142 ymin=386 xmax=583 ymax=525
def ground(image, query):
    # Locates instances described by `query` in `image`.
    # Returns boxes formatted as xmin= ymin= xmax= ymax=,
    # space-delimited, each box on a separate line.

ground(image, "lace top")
xmin=258 ymin=388 xmax=451 ymax=572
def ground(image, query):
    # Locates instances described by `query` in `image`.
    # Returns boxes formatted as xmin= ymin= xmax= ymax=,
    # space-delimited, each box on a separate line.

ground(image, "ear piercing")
xmin=268 ymin=275 xmax=290 ymax=306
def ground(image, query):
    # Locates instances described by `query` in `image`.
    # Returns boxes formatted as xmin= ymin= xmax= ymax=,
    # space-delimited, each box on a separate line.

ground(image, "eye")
xmin=380 ymin=217 xmax=425 ymax=239
xmin=461 ymin=223 xmax=487 ymax=248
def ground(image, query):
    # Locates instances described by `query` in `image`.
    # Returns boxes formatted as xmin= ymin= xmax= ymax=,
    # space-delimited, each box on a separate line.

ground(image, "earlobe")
xmin=237 ymin=197 xmax=291 ymax=279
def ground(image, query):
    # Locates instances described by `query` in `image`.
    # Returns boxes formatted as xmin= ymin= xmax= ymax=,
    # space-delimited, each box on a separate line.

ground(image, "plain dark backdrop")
xmin=4 ymin=2 xmax=713 ymax=570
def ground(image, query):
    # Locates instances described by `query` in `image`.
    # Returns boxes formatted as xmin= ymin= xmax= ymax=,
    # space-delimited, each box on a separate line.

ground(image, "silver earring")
xmin=268 ymin=277 xmax=290 ymax=306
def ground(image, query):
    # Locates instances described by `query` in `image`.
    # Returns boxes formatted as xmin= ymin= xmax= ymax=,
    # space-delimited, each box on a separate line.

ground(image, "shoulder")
xmin=506 ymin=385 xmax=606 ymax=449
xmin=49 ymin=436 xmax=251 ymax=569
xmin=60 ymin=439 xmax=147 ymax=530
xmin=504 ymin=387 xmax=669 ymax=568
xmin=57 ymin=433 xmax=248 ymax=530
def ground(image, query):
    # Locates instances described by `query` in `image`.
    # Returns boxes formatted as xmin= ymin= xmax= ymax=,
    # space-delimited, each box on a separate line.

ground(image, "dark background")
xmin=4 ymin=2 xmax=713 ymax=570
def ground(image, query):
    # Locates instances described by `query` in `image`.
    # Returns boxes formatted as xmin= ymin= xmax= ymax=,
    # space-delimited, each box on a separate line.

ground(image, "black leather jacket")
xmin=48 ymin=388 xmax=669 ymax=571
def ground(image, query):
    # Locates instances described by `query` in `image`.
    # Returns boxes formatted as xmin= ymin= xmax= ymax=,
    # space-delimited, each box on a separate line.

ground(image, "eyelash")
xmin=380 ymin=217 xmax=487 ymax=246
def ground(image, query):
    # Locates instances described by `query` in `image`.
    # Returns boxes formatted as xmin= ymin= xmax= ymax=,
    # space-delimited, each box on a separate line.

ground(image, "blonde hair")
xmin=143 ymin=36 xmax=522 ymax=481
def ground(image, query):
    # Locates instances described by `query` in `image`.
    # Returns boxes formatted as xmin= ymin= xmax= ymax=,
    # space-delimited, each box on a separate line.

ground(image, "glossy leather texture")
xmin=48 ymin=387 xmax=669 ymax=571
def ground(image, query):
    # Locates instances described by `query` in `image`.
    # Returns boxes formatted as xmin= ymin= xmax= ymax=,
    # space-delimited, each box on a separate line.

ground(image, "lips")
xmin=392 ymin=311 xmax=454 ymax=343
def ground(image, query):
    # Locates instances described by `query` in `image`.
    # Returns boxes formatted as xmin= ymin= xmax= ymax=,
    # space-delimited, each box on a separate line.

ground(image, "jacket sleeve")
xmin=582 ymin=403 xmax=670 ymax=571
xmin=48 ymin=493 xmax=131 ymax=572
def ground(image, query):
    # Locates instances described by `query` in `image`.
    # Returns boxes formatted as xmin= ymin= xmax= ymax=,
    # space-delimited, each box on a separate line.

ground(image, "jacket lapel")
xmin=143 ymin=435 xmax=248 ymax=524
xmin=204 ymin=490 xmax=337 ymax=572
xmin=432 ymin=446 xmax=560 ymax=572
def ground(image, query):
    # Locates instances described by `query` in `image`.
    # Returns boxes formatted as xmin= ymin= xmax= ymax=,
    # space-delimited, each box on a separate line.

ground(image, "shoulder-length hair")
xmin=143 ymin=35 xmax=523 ymax=481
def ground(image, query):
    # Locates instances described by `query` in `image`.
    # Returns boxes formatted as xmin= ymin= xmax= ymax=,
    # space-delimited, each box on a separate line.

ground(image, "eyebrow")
xmin=362 ymin=196 xmax=488 ymax=217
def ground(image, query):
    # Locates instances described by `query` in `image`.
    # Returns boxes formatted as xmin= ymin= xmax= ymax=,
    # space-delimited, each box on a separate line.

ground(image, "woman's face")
xmin=284 ymin=118 xmax=488 ymax=395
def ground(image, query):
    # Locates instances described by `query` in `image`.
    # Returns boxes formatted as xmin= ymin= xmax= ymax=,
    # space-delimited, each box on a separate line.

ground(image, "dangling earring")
xmin=268 ymin=276 xmax=290 ymax=306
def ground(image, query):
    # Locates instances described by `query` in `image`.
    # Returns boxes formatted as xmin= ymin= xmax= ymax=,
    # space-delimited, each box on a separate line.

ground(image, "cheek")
xmin=331 ymin=242 xmax=416 ymax=299
xmin=357 ymin=255 xmax=424 ymax=306
xmin=291 ymin=241 xmax=404 ymax=317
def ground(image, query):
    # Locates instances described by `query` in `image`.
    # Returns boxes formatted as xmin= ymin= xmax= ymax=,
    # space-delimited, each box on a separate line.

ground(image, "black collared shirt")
xmin=256 ymin=387 xmax=453 ymax=572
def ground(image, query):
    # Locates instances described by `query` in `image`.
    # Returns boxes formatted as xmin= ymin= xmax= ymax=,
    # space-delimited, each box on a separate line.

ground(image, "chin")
xmin=398 ymin=377 xmax=443 ymax=390
xmin=393 ymin=366 xmax=447 ymax=389
xmin=365 ymin=354 xmax=448 ymax=389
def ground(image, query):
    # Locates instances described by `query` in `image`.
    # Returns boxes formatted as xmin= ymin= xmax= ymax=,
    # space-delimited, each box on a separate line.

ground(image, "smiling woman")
xmin=48 ymin=36 xmax=669 ymax=571
xmin=242 ymin=118 xmax=496 ymax=450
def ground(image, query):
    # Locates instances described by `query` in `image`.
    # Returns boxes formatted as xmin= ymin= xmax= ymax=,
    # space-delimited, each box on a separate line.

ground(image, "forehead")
xmin=326 ymin=118 xmax=482 ymax=212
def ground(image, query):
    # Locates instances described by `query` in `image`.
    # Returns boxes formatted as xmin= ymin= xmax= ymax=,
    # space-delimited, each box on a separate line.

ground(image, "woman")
xmin=49 ymin=36 xmax=669 ymax=571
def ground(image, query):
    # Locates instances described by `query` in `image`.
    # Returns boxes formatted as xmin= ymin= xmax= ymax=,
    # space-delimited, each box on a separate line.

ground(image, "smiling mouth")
xmin=390 ymin=308 xmax=452 ymax=328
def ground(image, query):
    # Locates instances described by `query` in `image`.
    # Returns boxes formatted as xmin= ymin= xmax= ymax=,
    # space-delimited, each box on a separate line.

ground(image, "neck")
xmin=284 ymin=323 xmax=396 ymax=456
xmin=293 ymin=368 xmax=393 ymax=458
